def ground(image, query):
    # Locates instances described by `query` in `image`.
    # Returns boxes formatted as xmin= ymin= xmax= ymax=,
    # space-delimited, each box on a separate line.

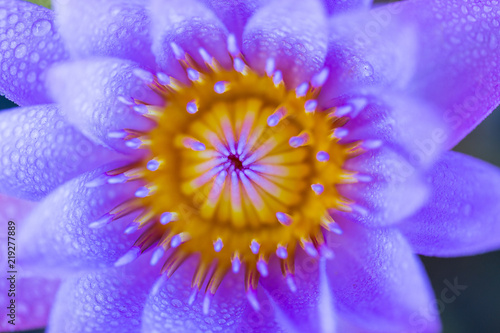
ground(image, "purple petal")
xmin=325 ymin=218 xmax=441 ymax=333
xmin=199 ymin=0 xmax=265 ymax=38
xmin=53 ymin=0 xmax=155 ymax=68
xmin=149 ymin=0 xmax=231 ymax=78
xmin=338 ymin=147 xmax=428 ymax=227
xmin=320 ymin=3 xmax=418 ymax=101
xmin=46 ymin=58 xmax=160 ymax=151
xmin=323 ymin=1 xmax=500 ymax=148
xmin=396 ymin=0 xmax=500 ymax=148
xmin=0 ymin=0 xmax=68 ymax=105
xmin=0 ymin=275 xmax=60 ymax=332
xmin=47 ymin=255 xmax=159 ymax=333
xmin=0 ymin=104 xmax=126 ymax=200
xmin=0 ymin=193 xmax=36 ymax=221
xmin=337 ymin=93 xmax=448 ymax=168
xmin=242 ymin=0 xmax=328 ymax=87
xmin=142 ymin=258 xmax=255 ymax=332
xmin=0 ymin=194 xmax=59 ymax=331
xmin=18 ymin=168 xmax=142 ymax=275
xmin=335 ymin=316 xmax=405 ymax=333
xmin=323 ymin=0 xmax=372 ymax=15
xmin=258 ymin=252 xmax=337 ymax=333
xmin=400 ymin=151 xmax=500 ymax=257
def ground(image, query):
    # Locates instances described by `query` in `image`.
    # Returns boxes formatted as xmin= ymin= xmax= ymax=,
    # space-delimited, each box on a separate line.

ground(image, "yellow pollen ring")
xmin=106 ymin=45 xmax=367 ymax=298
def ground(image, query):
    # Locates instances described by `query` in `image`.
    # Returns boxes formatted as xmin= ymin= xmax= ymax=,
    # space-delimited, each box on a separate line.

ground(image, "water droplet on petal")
xmin=14 ymin=44 xmax=26 ymax=59
xmin=32 ymin=19 xmax=51 ymax=37
xmin=26 ymin=71 xmax=36 ymax=83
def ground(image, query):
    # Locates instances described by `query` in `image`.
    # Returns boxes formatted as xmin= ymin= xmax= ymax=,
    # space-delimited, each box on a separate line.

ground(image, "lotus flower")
xmin=1 ymin=0 xmax=500 ymax=332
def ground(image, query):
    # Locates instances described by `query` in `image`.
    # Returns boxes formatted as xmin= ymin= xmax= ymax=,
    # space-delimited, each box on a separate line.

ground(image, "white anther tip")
xmin=114 ymin=247 xmax=140 ymax=267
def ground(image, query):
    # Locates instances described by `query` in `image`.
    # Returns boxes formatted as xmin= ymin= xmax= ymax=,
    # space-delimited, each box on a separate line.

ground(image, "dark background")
xmin=2 ymin=97 xmax=500 ymax=333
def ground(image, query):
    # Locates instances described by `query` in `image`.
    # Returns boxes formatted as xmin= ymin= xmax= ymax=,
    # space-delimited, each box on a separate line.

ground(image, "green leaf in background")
xmin=25 ymin=0 xmax=51 ymax=9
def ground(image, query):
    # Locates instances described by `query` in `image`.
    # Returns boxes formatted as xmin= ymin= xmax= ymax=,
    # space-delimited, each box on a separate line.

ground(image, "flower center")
xmin=227 ymin=154 xmax=244 ymax=171
xmin=100 ymin=36 xmax=366 ymax=310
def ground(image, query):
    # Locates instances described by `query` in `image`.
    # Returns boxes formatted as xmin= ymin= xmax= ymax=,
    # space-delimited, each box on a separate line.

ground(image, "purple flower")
xmin=1 ymin=0 xmax=500 ymax=332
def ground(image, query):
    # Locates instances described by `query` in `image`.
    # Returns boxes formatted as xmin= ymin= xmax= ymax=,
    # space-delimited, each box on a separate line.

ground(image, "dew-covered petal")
xmin=142 ymin=257 xmax=286 ymax=333
xmin=149 ymin=0 xmax=231 ymax=78
xmin=0 ymin=192 xmax=36 ymax=221
xmin=48 ymin=255 xmax=159 ymax=333
xmin=143 ymin=255 xmax=327 ymax=333
xmin=53 ymin=0 xmax=155 ymax=68
xmin=395 ymin=0 xmax=500 ymax=148
xmin=334 ymin=317 xmax=406 ymax=333
xmin=258 ymin=252 xmax=337 ymax=333
xmin=0 ymin=274 xmax=60 ymax=332
xmin=323 ymin=0 xmax=372 ymax=15
xmin=320 ymin=4 xmax=417 ymax=99
xmin=322 ymin=0 xmax=500 ymax=149
xmin=18 ymin=168 xmax=142 ymax=276
xmin=338 ymin=93 xmax=447 ymax=168
xmin=0 ymin=194 xmax=59 ymax=331
xmin=0 ymin=0 xmax=68 ymax=105
xmin=331 ymin=93 xmax=451 ymax=226
xmin=242 ymin=0 xmax=328 ymax=87
xmin=325 ymin=219 xmax=441 ymax=333
xmin=400 ymin=151 xmax=500 ymax=257
xmin=0 ymin=104 xmax=126 ymax=200
xmin=199 ymin=0 xmax=265 ymax=39
xmin=338 ymin=147 xmax=428 ymax=227
xmin=142 ymin=258 xmax=250 ymax=333
xmin=46 ymin=57 xmax=160 ymax=151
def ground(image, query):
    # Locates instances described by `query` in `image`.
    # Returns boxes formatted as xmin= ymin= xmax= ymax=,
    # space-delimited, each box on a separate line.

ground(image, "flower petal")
xmin=144 ymin=254 xmax=332 ymax=332
xmin=18 ymin=168 xmax=142 ymax=275
xmin=332 ymin=93 xmax=452 ymax=227
xmin=338 ymin=93 xmax=448 ymax=167
xmin=0 ymin=194 xmax=59 ymax=331
xmin=200 ymin=0 xmax=265 ymax=38
xmin=0 ymin=274 xmax=60 ymax=331
xmin=142 ymin=258 xmax=254 ymax=333
xmin=400 ymin=151 xmax=500 ymax=257
xmin=242 ymin=0 xmax=328 ymax=87
xmin=325 ymin=219 xmax=441 ymax=333
xmin=0 ymin=192 xmax=36 ymax=221
xmin=320 ymin=3 xmax=417 ymax=100
xmin=323 ymin=0 xmax=500 ymax=149
xmin=387 ymin=0 xmax=500 ymax=148
xmin=0 ymin=0 xmax=68 ymax=105
xmin=149 ymin=0 xmax=231 ymax=78
xmin=258 ymin=252 xmax=337 ymax=333
xmin=323 ymin=0 xmax=372 ymax=15
xmin=46 ymin=57 xmax=160 ymax=151
xmin=48 ymin=255 xmax=158 ymax=333
xmin=338 ymin=147 xmax=428 ymax=227
xmin=0 ymin=104 xmax=126 ymax=200
xmin=53 ymin=0 xmax=155 ymax=68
